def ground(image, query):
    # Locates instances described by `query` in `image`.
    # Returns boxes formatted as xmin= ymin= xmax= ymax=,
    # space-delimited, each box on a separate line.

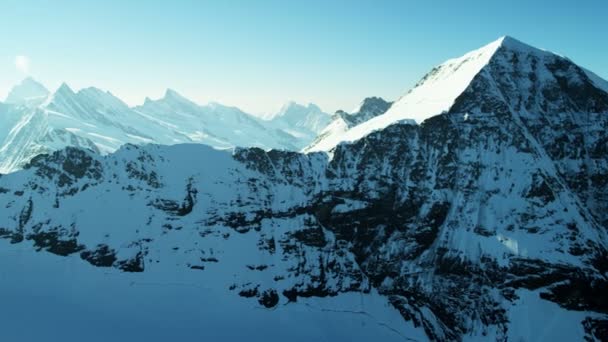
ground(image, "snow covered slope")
xmin=0 ymin=83 xmax=330 ymax=173
xmin=305 ymin=96 xmax=392 ymax=152
xmin=0 ymin=83 xmax=180 ymax=173
xmin=307 ymin=38 xmax=505 ymax=151
xmin=584 ymin=68 xmax=608 ymax=93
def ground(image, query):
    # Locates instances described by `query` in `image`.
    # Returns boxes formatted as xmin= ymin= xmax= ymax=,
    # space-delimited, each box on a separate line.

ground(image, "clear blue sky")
xmin=1 ymin=0 xmax=606 ymax=114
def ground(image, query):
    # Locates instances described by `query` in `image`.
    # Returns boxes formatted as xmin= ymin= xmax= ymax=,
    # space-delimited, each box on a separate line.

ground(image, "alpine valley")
xmin=1 ymin=36 xmax=607 ymax=341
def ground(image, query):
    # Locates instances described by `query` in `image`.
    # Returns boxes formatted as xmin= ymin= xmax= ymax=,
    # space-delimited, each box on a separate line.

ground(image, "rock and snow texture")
xmin=311 ymin=36 xmax=608 ymax=153
xmin=0 ymin=84 xmax=330 ymax=173
xmin=584 ymin=68 xmax=608 ymax=94
xmin=340 ymin=96 xmax=393 ymax=126
xmin=0 ymin=36 xmax=608 ymax=341
xmin=308 ymin=37 xmax=507 ymax=151
xmin=305 ymin=96 xmax=392 ymax=152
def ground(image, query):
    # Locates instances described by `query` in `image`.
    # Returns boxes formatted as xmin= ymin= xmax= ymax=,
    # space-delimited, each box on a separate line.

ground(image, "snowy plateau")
xmin=0 ymin=36 xmax=607 ymax=341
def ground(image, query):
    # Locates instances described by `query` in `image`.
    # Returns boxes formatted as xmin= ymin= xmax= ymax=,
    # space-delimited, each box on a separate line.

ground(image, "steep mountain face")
xmin=309 ymin=37 xmax=510 ymax=152
xmin=4 ymin=77 xmax=50 ymax=105
xmin=450 ymin=36 xmax=608 ymax=233
xmin=306 ymin=96 xmax=392 ymax=152
xmin=0 ymin=104 xmax=101 ymax=174
xmin=338 ymin=96 xmax=393 ymax=126
xmin=0 ymin=84 xmax=177 ymax=173
xmin=264 ymin=102 xmax=332 ymax=149
xmin=584 ymin=68 xmax=608 ymax=93
xmin=0 ymin=36 xmax=607 ymax=341
xmin=0 ymin=84 xmax=327 ymax=173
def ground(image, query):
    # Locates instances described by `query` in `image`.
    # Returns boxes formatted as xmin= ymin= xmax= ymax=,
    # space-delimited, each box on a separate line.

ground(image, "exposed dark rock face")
xmin=116 ymin=252 xmax=145 ymax=273
xmin=583 ymin=318 xmax=608 ymax=342
xmin=80 ymin=244 xmax=117 ymax=267
xmin=151 ymin=181 xmax=197 ymax=216
xmin=29 ymin=230 xmax=84 ymax=256
xmin=258 ymin=289 xmax=280 ymax=308
xmin=26 ymin=147 xmax=103 ymax=189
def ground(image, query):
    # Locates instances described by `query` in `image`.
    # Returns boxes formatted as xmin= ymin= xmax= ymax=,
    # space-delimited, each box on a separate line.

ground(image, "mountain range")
xmin=0 ymin=79 xmax=340 ymax=173
xmin=1 ymin=36 xmax=607 ymax=341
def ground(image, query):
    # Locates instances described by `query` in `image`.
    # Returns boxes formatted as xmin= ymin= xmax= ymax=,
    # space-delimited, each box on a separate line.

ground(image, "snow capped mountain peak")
xmin=74 ymin=86 xmax=108 ymax=100
xmin=348 ymin=96 xmax=392 ymax=120
xmin=54 ymin=82 xmax=76 ymax=97
xmin=77 ymin=87 xmax=131 ymax=110
xmin=142 ymin=88 xmax=199 ymax=110
xmin=0 ymin=76 xmax=332 ymax=171
xmin=22 ymin=76 xmax=41 ymax=85
xmin=57 ymin=82 xmax=74 ymax=92
xmin=274 ymin=101 xmax=324 ymax=119
xmin=163 ymin=88 xmax=188 ymax=101
xmin=304 ymin=102 xmax=322 ymax=111
xmin=277 ymin=100 xmax=298 ymax=113
xmin=43 ymin=82 xmax=78 ymax=109
xmin=306 ymin=37 xmax=505 ymax=152
xmin=498 ymin=35 xmax=526 ymax=48
xmin=265 ymin=101 xmax=331 ymax=144
xmin=305 ymin=96 xmax=393 ymax=152
xmin=281 ymin=101 xmax=326 ymax=119
xmin=47 ymin=84 xmax=131 ymax=113
xmin=497 ymin=35 xmax=553 ymax=56
xmin=450 ymin=34 xmax=608 ymax=116
xmin=78 ymin=86 xmax=111 ymax=96
xmin=136 ymin=88 xmax=201 ymax=116
xmin=308 ymin=35 xmax=608 ymax=152
xmin=5 ymin=77 xmax=50 ymax=105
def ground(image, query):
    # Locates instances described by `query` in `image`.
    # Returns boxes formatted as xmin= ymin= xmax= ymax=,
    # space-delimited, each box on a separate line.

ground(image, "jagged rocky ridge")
xmin=336 ymin=96 xmax=393 ymax=127
xmin=0 ymin=84 xmax=332 ymax=173
xmin=0 ymin=36 xmax=607 ymax=340
xmin=305 ymin=96 xmax=392 ymax=152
